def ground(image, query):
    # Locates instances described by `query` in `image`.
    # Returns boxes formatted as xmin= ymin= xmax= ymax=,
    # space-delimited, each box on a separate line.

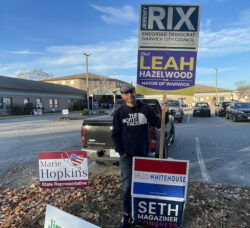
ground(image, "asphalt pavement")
xmin=169 ymin=111 xmax=250 ymax=186
xmin=0 ymin=110 xmax=249 ymax=188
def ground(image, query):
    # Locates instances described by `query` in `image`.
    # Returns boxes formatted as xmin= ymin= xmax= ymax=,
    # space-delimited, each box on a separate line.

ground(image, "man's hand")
xmin=120 ymin=153 xmax=127 ymax=158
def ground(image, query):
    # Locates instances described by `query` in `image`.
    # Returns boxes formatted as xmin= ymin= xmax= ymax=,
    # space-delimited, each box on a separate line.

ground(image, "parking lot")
xmin=171 ymin=111 xmax=250 ymax=186
xmin=0 ymin=111 xmax=249 ymax=188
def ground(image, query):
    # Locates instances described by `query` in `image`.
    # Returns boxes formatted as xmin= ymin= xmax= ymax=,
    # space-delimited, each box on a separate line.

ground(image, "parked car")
xmin=81 ymin=99 xmax=175 ymax=165
xmin=215 ymin=102 xmax=231 ymax=117
xmin=193 ymin=102 xmax=211 ymax=117
xmin=168 ymin=100 xmax=184 ymax=123
xmin=226 ymin=102 xmax=250 ymax=122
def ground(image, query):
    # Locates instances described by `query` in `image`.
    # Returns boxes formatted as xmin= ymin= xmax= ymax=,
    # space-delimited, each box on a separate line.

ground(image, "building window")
xmin=54 ymin=99 xmax=58 ymax=107
xmin=0 ymin=97 xmax=3 ymax=109
xmin=200 ymin=97 xmax=204 ymax=102
xmin=50 ymin=99 xmax=59 ymax=108
xmin=220 ymin=97 xmax=224 ymax=102
xmin=3 ymin=97 xmax=12 ymax=109
xmin=49 ymin=99 xmax=53 ymax=108
xmin=36 ymin=98 xmax=42 ymax=104
xmin=24 ymin=98 xmax=29 ymax=104
xmin=213 ymin=97 xmax=216 ymax=102
xmin=70 ymin=80 xmax=74 ymax=85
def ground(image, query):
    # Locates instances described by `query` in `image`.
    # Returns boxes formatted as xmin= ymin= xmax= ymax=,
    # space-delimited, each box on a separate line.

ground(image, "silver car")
xmin=168 ymin=100 xmax=184 ymax=123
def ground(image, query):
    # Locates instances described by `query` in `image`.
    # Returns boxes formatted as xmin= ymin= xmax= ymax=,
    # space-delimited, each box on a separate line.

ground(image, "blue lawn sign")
xmin=133 ymin=197 xmax=184 ymax=228
xmin=132 ymin=157 xmax=189 ymax=228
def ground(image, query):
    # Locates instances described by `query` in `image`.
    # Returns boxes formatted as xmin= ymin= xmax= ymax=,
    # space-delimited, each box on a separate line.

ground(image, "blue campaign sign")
xmin=133 ymin=197 xmax=184 ymax=228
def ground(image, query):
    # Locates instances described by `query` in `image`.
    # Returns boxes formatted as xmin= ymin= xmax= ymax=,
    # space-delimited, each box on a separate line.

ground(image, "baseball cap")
xmin=120 ymin=84 xmax=135 ymax=94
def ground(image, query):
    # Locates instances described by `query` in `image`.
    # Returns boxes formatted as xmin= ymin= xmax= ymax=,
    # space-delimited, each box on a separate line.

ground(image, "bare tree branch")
xmin=16 ymin=69 xmax=53 ymax=81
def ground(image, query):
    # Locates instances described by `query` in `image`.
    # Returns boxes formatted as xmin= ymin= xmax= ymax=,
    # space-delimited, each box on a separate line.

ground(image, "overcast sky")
xmin=1 ymin=0 xmax=250 ymax=89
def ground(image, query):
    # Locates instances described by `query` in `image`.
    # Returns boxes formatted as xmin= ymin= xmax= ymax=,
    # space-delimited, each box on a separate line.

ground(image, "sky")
xmin=0 ymin=0 xmax=250 ymax=90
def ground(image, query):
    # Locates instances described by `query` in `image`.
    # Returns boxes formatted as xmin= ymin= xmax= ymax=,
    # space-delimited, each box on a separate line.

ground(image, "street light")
xmin=214 ymin=68 xmax=218 ymax=105
xmin=84 ymin=53 xmax=91 ymax=110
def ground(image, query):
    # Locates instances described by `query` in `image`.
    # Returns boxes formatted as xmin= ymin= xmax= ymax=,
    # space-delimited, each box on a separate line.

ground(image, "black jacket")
xmin=111 ymin=100 xmax=163 ymax=157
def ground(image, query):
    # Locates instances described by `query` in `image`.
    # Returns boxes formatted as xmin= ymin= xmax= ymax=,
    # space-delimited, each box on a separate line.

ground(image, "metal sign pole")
xmin=159 ymin=95 xmax=167 ymax=159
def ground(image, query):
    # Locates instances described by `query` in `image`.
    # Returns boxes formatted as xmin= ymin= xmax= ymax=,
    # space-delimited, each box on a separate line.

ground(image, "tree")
xmin=16 ymin=69 xmax=53 ymax=81
xmin=235 ymin=80 xmax=250 ymax=101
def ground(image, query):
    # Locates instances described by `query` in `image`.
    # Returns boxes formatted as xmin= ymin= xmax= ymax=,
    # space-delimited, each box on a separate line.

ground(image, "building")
xmin=43 ymin=73 xmax=130 ymax=109
xmin=0 ymin=75 xmax=86 ymax=115
xmin=144 ymin=84 xmax=233 ymax=108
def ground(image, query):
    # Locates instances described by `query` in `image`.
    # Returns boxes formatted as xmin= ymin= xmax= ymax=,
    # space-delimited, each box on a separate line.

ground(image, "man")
xmin=111 ymin=84 xmax=169 ymax=228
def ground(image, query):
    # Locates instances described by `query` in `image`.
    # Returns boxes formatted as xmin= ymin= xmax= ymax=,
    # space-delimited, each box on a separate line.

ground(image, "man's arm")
xmin=111 ymin=111 xmax=125 ymax=156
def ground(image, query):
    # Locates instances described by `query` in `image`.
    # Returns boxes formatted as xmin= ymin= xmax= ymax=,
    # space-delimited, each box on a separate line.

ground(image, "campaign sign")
xmin=132 ymin=157 xmax=189 ymax=227
xmin=39 ymin=151 xmax=88 ymax=188
xmin=137 ymin=50 xmax=197 ymax=94
xmin=139 ymin=4 xmax=201 ymax=49
xmin=44 ymin=204 xmax=100 ymax=228
xmin=132 ymin=158 xmax=189 ymax=200
xmin=133 ymin=197 xmax=184 ymax=228
xmin=136 ymin=4 xmax=201 ymax=96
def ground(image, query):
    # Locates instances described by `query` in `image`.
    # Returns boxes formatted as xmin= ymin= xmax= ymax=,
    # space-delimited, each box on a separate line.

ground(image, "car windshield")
xmin=168 ymin=101 xmax=179 ymax=106
xmin=196 ymin=103 xmax=209 ymax=107
xmin=235 ymin=103 xmax=250 ymax=108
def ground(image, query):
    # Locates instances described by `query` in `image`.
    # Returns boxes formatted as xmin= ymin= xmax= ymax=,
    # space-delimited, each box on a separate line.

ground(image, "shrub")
xmin=98 ymin=109 xmax=106 ymax=114
xmin=11 ymin=105 xmax=23 ymax=115
xmin=81 ymin=108 xmax=89 ymax=116
xmin=23 ymin=102 xmax=34 ymax=115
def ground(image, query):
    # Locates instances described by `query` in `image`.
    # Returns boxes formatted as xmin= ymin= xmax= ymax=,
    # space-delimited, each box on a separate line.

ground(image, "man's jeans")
xmin=120 ymin=156 xmax=133 ymax=215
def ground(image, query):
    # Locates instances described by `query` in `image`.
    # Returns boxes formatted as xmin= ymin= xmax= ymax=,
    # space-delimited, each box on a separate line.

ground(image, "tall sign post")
xmin=134 ymin=4 xmax=201 ymax=227
xmin=136 ymin=4 xmax=201 ymax=158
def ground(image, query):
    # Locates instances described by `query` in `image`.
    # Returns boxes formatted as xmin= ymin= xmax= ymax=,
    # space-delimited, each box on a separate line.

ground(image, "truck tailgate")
xmin=83 ymin=116 xmax=114 ymax=148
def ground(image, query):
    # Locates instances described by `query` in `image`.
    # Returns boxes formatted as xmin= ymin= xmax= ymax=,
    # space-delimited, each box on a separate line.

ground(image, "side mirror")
xmin=170 ymin=110 xmax=176 ymax=115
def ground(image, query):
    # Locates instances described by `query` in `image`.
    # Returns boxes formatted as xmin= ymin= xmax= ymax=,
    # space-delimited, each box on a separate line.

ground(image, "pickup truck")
xmin=81 ymin=99 xmax=175 ymax=165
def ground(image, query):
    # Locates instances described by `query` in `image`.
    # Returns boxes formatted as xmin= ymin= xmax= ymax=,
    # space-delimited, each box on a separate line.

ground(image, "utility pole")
xmin=84 ymin=53 xmax=91 ymax=110
xmin=214 ymin=68 xmax=218 ymax=105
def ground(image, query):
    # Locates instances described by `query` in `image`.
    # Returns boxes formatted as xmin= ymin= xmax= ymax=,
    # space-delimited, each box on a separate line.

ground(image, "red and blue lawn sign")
xmin=38 ymin=151 xmax=88 ymax=188
xmin=132 ymin=157 xmax=189 ymax=227
xmin=132 ymin=157 xmax=189 ymax=201
xmin=133 ymin=197 xmax=184 ymax=228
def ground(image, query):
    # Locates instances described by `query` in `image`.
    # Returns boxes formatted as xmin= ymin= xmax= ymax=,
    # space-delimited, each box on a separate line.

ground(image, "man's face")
xmin=121 ymin=89 xmax=136 ymax=105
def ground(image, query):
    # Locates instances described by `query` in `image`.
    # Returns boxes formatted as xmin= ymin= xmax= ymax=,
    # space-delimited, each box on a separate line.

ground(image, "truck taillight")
xmin=151 ymin=127 xmax=157 ymax=150
xmin=81 ymin=126 xmax=88 ymax=148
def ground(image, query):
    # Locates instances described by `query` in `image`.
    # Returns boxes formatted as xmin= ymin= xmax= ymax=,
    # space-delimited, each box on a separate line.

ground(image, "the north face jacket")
xmin=111 ymin=100 xmax=162 ymax=157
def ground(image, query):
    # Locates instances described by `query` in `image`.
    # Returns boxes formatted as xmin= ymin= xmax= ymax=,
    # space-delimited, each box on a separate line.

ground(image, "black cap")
xmin=120 ymin=84 xmax=135 ymax=94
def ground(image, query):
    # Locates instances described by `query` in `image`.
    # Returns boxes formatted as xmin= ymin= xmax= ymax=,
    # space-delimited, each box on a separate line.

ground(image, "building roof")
xmin=44 ymin=73 xmax=125 ymax=83
xmin=0 ymin=75 xmax=86 ymax=95
xmin=195 ymin=84 xmax=232 ymax=93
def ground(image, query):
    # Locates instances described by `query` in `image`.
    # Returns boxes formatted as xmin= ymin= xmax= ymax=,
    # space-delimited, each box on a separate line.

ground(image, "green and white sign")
xmin=44 ymin=204 xmax=100 ymax=228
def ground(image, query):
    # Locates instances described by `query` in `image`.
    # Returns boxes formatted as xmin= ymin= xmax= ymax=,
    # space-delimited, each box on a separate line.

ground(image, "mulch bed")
xmin=0 ymin=176 xmax=249 ymax=228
